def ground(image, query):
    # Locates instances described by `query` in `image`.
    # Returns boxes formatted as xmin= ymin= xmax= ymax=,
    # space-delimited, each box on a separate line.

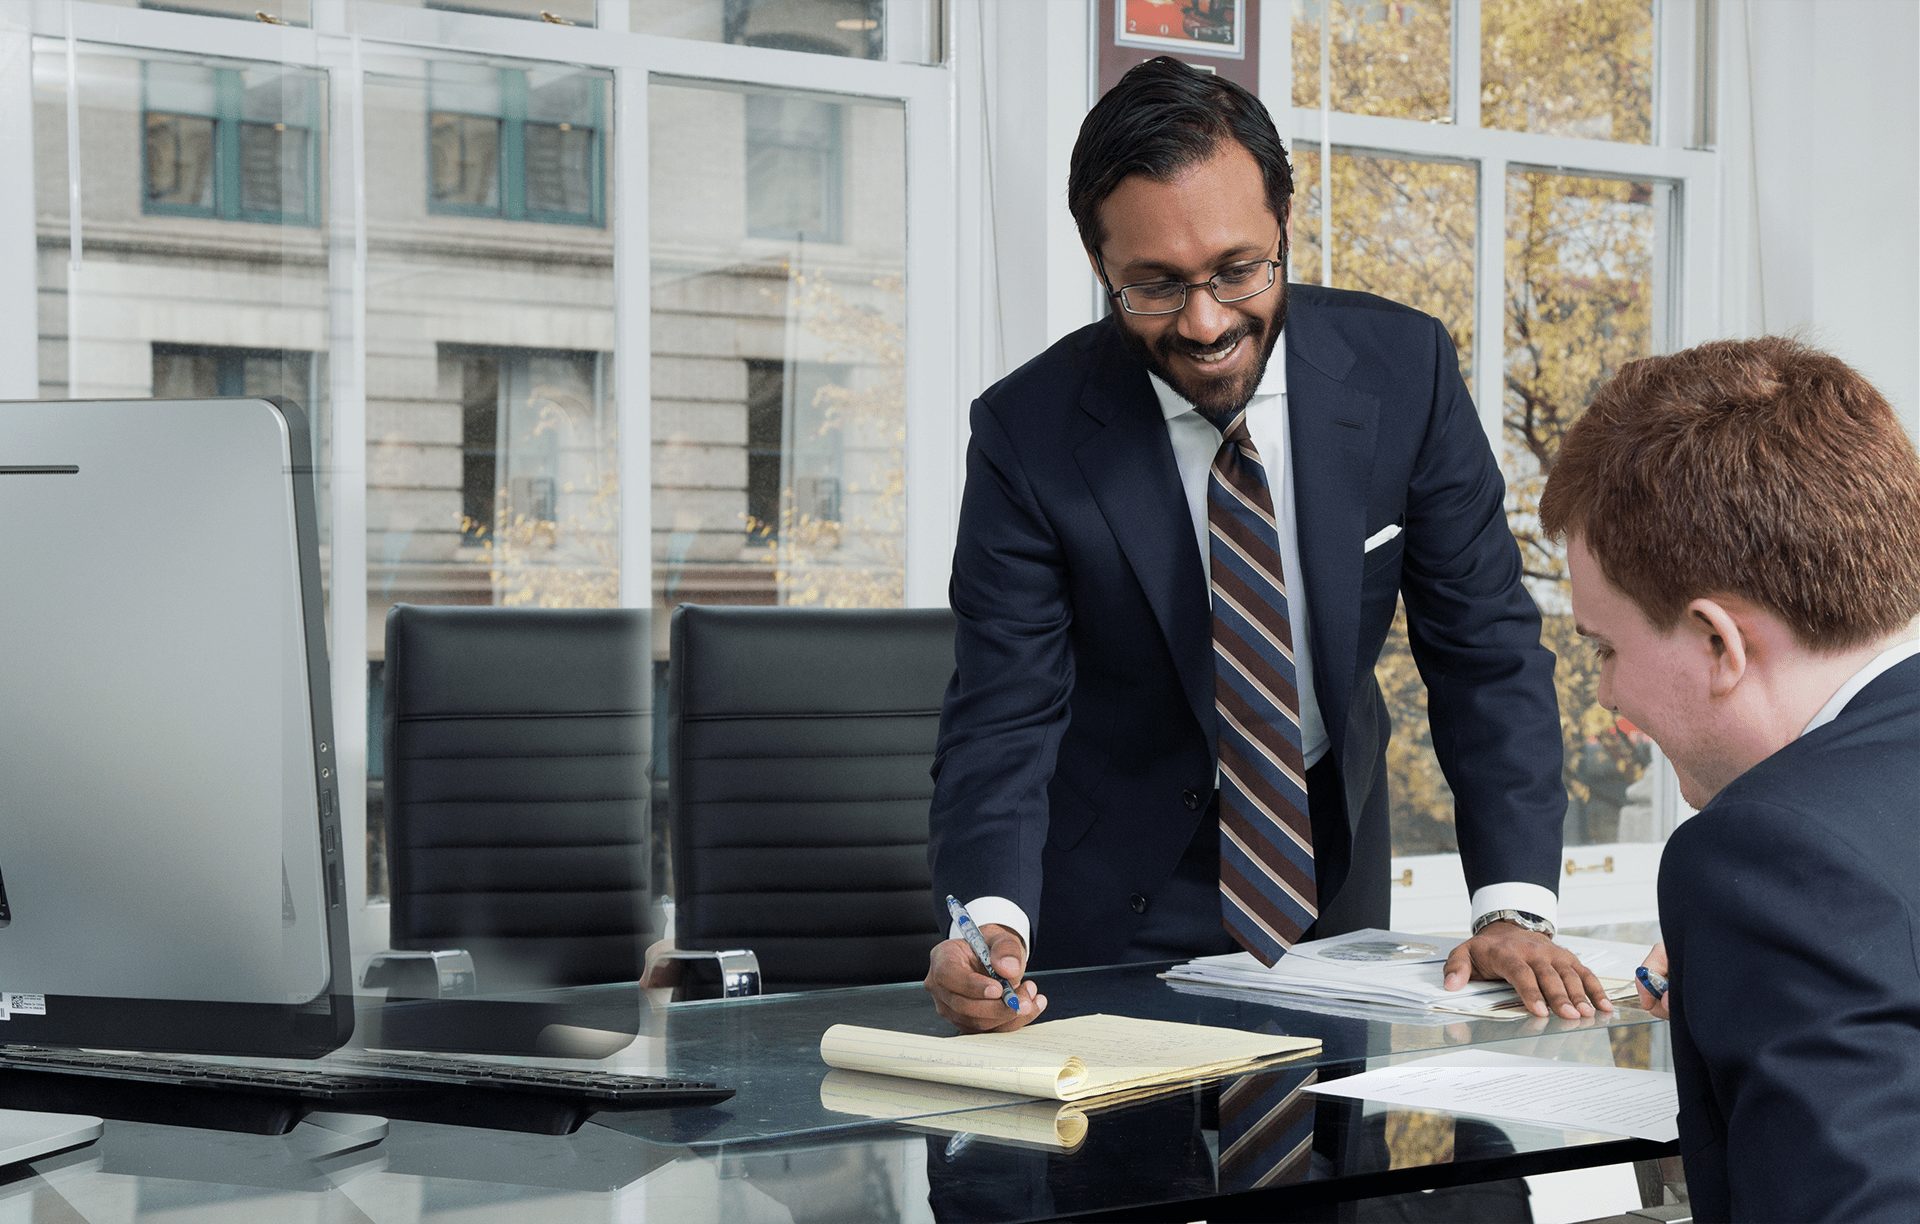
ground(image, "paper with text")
xmin=1304 ymin=1049 xmax=1679 ymax=1142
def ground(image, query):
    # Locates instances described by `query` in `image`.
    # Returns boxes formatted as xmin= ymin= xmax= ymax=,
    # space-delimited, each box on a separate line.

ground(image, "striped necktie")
xmin=1218 ymin=1066 xmax=1319 ymax=1190
xmin=1204 ymin=405 xmax=1317 ymax=965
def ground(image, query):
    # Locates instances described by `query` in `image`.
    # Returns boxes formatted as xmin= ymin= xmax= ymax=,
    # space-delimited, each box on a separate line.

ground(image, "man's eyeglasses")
xmin=1096 ymin=244 xmax=1284 ymax=317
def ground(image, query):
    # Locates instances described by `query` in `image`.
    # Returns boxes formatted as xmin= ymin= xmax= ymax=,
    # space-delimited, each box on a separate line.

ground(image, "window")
xmin=428 ymin=64 xmax=604 ymax=226
xmin=746 ymin=358 xmax=849 ymax=545
xmin=20 ymin=0 xmax=949 ymax=960
xmin=152 ymin=342 xmax=316 ymax=406
xmin=1285 ymin=0 xmax=1707 ymax=925
xmin=142 ymin=61 xmax=320 ymax=225
xmin=746 ymin=93 xmax=843 ymax=243
xmin=441 ymin=344 xmax=605 ymax=560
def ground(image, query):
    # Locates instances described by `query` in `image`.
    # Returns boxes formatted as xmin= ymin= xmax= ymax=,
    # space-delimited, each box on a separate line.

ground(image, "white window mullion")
xmin=613 ymin=66 xmax=652 ymax=613
xmin=1655 ymin=0 xmax=1701 ymax=151
xmin=1298 ymin=108 xmax=1713 ymax=181
xmin=322 ymin=33 xmax=377 ymax=960
xmin=903 ymin=74 xmax=958 ymax=608
xmin=1452 ymin=0 xmax=1482 ymax=131
xmin=1475 ymin=155 xmax=1506 ymax=444
xmin=1678 ymin=162 xmax=1720 ymax=346
xmin=0 ymin=23 xmax=37 ymax=399
xmin=594 ymin=0 xmax=631 ymax=35
xmin=1259 ymin=0 xmax=1293 ymax=118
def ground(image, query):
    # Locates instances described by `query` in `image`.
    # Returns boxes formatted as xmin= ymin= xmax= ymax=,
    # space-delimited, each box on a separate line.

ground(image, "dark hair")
xmin=1068 ymin=56 xmax=1294 ymax=253
xmin=1540 ymin=336 xmax=1920 ymax=651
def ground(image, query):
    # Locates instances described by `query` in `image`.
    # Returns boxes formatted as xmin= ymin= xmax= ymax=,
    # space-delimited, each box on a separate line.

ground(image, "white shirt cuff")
xmin=1469 ymin=882 xmax=1560 ymax=930
xmin=950 ymin=896 xmax=1031 ymax=955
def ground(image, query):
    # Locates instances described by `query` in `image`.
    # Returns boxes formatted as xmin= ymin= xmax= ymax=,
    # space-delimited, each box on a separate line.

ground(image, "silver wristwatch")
xmin=1472 ymin=908 xmax=1555 ymax=937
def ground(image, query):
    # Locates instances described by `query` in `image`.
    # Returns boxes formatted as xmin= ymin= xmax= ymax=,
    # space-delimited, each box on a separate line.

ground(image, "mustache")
xmin=1161 ymin=321 xmax=1258 ymax=360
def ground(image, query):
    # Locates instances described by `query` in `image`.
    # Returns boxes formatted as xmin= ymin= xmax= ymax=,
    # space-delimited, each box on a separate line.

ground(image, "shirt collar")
xmin=1801 ymin=635 xmax=1920 ymax=737
xmin=1150 ymin=328 xmax=1288 ymax=424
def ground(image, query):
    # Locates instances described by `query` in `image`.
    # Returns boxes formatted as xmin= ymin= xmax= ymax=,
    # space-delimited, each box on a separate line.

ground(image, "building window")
xmin=428 ymin=64 xmax=604 ymax=227
xmin=444 ymin=345 xmax=603 ymax=548
xmin=142 ymin=61 xmax=320 ymax=225
xmin=744 ymin=358 xmax=847 ymax=544
xmin=153 ymin=342 xmax=315 ymax=404
xmin=746 ymin=93 xmax=843 ymax=243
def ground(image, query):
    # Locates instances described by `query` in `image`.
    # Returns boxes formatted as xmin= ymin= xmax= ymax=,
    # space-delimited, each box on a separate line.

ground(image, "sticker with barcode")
xmin=5 ymin=993 xmax=45 ymax=1016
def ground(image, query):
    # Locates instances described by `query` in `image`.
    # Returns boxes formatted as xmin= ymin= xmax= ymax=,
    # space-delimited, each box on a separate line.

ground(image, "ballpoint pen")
xmin=945 ymin=894 xmax=1021 ymax=1012
xmin=1635 ymin=965 xmax=1669 ymax=1002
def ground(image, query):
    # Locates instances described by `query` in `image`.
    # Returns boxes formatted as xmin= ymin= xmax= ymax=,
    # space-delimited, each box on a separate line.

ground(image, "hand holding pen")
xmin=1635 ymin=941 xmax=1671 ymax=1020
xmin=923 ymin=896 xmax=1046 ymax=1033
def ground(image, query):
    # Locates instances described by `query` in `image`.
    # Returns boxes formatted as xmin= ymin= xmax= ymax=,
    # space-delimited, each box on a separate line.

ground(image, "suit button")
xmin=1181 ymin=789 xmax=1202 ymax=811
xmin=1130 ymin=894 xmax=1148 ymax=914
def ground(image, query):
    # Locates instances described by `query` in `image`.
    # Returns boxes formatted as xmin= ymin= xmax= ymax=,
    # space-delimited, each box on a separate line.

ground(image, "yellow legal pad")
xmin=818 ymin=1013 xmax=1320 ymax=1102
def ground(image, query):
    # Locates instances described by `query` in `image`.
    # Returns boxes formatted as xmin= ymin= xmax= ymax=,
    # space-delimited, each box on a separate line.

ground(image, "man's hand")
xmin=1635 ymin=941 xmax=1671 ymax=1020
xmin=1442 ymin=921 xmax=1614 ymax=1020
xmin=924 ymin=923 xmax=1045 ymax=1033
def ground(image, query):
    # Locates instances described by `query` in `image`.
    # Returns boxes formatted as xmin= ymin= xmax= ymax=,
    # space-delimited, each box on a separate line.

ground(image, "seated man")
xmin=1539 ymin=337 xmax=1920 ymax=1222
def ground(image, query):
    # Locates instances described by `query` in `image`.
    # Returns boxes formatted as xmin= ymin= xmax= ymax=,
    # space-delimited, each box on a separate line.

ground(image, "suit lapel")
xmin=1073 ymin=324 xmax=1216 ymax=740
xmin=1285 ymin=312 xmax=1379 ymax=774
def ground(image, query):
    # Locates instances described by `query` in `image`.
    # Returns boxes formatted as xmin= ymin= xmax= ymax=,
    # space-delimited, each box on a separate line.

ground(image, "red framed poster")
xmin=1097 ymin=0 xmax=1259 ymax=96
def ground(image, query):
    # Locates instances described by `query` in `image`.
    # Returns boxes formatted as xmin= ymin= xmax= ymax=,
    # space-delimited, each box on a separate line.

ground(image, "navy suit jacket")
xmin=929 ymin=285 xmax=1564 ymax=968
xmin=1659 ymin=655 xmax=1920 ymax=1222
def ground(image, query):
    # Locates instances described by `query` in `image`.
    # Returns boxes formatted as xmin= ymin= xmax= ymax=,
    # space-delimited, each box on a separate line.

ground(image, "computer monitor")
xmin=0 ymin=398 xmax=350 ymax=1055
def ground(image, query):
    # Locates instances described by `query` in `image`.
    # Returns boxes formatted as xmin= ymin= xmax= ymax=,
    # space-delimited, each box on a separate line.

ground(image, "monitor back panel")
xmin=0 ymin=398 xmax=349 ymax=1054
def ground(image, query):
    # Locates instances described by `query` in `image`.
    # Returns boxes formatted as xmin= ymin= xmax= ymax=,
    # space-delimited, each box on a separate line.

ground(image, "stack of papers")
xmin=1161 ymin=929 xmax=1644 ymax=1019
xmin=1304 ymin=1049 xmax=1679 ymax=1142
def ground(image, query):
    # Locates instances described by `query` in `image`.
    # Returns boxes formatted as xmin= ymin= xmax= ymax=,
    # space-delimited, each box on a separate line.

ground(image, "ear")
xmin=1688 ymin=597 xmax=1747 ymax=697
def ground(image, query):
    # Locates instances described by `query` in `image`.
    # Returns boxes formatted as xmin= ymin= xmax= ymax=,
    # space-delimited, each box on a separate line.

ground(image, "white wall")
xmin=1723 ymin=0 xmax=1920 ymax=436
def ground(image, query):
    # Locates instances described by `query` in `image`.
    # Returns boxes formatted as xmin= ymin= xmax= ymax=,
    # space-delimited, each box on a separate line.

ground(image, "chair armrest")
xmin=361 ymin=949 xmax=477 ymax=999
xmin=643 ymin=947 xmax=762 ymax=1000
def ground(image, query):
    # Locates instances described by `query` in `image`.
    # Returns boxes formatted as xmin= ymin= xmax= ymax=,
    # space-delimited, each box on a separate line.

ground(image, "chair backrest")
xmin=667 ymin=604 xmax=953 ymax=991
xmin=383 ymin=605 xmax=653 ymax=991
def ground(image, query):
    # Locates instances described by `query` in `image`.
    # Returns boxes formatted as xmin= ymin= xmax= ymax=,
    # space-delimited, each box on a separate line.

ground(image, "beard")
xmin=1118 ymin=280 xmax=1289 ymax=421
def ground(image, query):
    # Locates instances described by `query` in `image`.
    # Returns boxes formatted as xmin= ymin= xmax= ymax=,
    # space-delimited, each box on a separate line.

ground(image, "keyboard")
xmin=327 ymin=1050 xmax=734 ymax=1134
xmin=0 ymin=1045 xmax=398 ymax=1135
xmin=0 ymin=1044 xmax=734 ymax=1137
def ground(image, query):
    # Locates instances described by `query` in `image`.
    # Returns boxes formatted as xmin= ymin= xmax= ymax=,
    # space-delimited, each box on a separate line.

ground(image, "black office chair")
xmin=664 ymin=604 xmax=952 ymax=993
xmin=378 ymin=604 xmax=654 ymax=994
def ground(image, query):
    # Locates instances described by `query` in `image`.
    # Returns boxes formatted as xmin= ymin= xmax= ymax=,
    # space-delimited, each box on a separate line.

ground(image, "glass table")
xmin=1 ymin=962 xmax=1677 ymax=1222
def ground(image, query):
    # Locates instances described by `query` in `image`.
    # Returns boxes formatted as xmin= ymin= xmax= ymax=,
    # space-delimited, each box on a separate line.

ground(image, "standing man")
xmin=925 ymin=57 xmax=1605 ymax=1032
xmin=1542 ymin=337 xmax=1920 ymax=1222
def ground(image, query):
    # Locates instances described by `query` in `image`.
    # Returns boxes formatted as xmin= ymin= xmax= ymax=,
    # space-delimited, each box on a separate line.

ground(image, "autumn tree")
xmin=1289 ymin=0 xmax=1658 ymax=855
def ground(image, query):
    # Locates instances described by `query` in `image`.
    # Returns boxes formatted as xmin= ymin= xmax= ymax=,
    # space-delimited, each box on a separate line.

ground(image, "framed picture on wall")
xmin=1098 ymin=0 xmax=1259 ymax=95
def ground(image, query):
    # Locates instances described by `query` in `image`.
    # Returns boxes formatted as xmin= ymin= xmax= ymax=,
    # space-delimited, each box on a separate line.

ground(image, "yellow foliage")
xmin=1288 ymin=3 xmax=1659 ymax=851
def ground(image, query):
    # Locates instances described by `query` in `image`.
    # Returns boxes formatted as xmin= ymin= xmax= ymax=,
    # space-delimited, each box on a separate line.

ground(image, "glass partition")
xmin=359 ymin=55 xmax=620 ymax=896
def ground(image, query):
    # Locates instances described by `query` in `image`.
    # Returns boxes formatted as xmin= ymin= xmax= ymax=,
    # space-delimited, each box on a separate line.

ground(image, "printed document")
xmin=1304 ymin=1049 xmax=1679 ymax=1142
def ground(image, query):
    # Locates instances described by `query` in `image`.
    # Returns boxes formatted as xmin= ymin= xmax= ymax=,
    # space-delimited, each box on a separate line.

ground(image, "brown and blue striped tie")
xmin=1204 ymin=405 xmax=1317 ymax=965
xmin=1218 ymin=1066 xmax=1320 ymax=1189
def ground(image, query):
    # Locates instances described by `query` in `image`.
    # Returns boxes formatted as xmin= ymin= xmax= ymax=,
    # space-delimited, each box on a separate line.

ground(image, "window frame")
xmin=140 ymin=59 xmax=322 ymax=226
xmin=19 ymin=0 xmax=954 ymax=966
xmin=1267 ymin=0 xmax=1718 ymax=930
xmin=425 ymin=64 xmax=607 ymax=227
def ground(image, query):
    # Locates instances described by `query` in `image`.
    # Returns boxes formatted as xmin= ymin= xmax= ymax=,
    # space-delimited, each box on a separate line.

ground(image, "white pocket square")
xmin=1363 ymin=524 xmax=1403 ymax=552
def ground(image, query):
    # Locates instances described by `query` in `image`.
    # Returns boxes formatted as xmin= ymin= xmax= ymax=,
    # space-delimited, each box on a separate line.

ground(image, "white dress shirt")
xmin=1801 ymin=636 xmax=1920 ymax=737
xmin=962 ymin=330 xmax=1553 ymax=951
